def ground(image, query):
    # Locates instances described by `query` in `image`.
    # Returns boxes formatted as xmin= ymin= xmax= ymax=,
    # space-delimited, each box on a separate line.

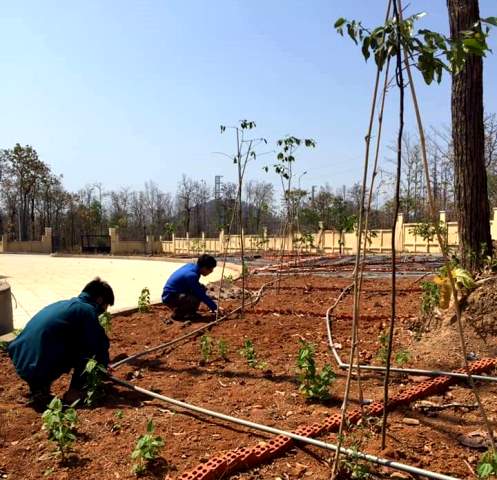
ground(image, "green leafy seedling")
xmin=41 ymin=397 xmax=78 ymax=461
xmin=239 ymin=339 xmax=267 ymax=369
xmin=98 ymin=311 xmax=112 ymax=333
xmin=478 ymin=449 xmax=497 ymax=478
xmin=296 ymin=340 xmax=335 ymax=401
xmin=395 ymin=349 xmax=410 ymax=367
xmin=131 ymin=419 xmax=165 ymax=475
xmin=200 ymin=335 xmax=213 ymax=363
xmin=83 ymin=358 xmax=107 ymax=406
xmin=376 ymin=328 xmax=389 ymax=365
xmin=138 ymin=287 xmax=151 ymax=313
xmin=420 ymin=281 xmax=440 ymax=316
xmin=218 ymin=339 xmax=229 ymax=360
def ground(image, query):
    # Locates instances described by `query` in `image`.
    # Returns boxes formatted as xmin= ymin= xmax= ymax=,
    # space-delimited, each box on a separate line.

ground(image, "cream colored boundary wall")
xmin=2 ymin=210 xmax=497 ymax=256
xmin=159 ymin=209 xmax=497 ymax=256
xmin=0 ymin=227 xmax=52 ymax=254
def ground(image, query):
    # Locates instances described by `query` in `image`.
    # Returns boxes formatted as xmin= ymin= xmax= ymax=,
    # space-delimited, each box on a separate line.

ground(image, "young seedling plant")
xmin=478 ymin=449 xmax=497 ymax=478
xmin=131 ymin=419 xmax=165 ymax=475
xmin=83 ymin=358 xmax=107 ymax=406
xmin=199 ymin=335 xmax=213 ymax=364
xmin=239 ymin=339 xmax=267 ymax=370
xmin=41 ymin=397 xmax=78 ymax=462
xmin=420 ymin=280 xmax=440 ymax=317
xmin=218 ymin=339 xmax=229 ymax=361
xmin=138 ymin=287 xmax=151 ymax=313
xmin=296 ymin=340 xmax=335 ymax=401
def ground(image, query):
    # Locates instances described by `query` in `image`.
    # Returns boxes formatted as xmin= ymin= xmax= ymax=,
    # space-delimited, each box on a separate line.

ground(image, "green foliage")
xmin=83 ymin=358 xmax=107 ymax=406
xmin=296 ymin=340 xmax=335 ymax=401
xmin=138 ymin=287 xmax=151 ymax=313
xmin=239 ymin=339 xmax=267 ymax=369
xmin=41 ymin=397 xmax=78 ymax=460
xmin=376 ymin=328 xmax=389 ymax=365
xmin=377 ymin=330 xmax=410 ymax=366
xmin=191 ymin=239 xmax=206 ymax=253
xmin=341 ymin=451 xmax=372 ymax=479
xmin=241 ymin=261 xmax=249 ymax=278
xmin=294 ymin=232 xmax=314 ymax=250
xmin=0 ymin=340 xmax=8 ymax=351
xmin=478 ymin=449 xmax=497 ymax=478
xmin=218 ymin=339 xmax=229 ymax=360
xmin=223 ymin=273 xmax=234 ymax=284
xmin=409 ymin=221 xmax=448 ymax=243
xmin=265 ymin=136 xmax=316 ymax=180
xmin=434 ymin=265 xmax=475 ymax=309
xmin=334 ymin=13 xmax=494 ymax=84
xmin=98 ymin=311 xmax=112 ymax=333
xmin=395 ymin=348 xmax=410 ymax=366
xmin=420 ymin=281 xmax=440 ymax=316
xmin=131 ymin=419 xmax=165 ymax=475
xmin=200 ymin=335 xmax=213 ymax=363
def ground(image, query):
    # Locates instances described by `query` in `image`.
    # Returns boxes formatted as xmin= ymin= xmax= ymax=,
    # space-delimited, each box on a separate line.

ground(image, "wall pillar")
xmin=262 ymin=226 xmax=268 ymax=251
xmin=146 ymin=235 xmax=154 ymax=255
xmin=394 ymin=213 xmax=404 ymax=253
xmin=172 ymin=233 xmax=176 ymax=254
xmin=41 ymin=227 xmax=53 ymax=253
xmin=219 ymin=229 xmax=225 ymax=254
xmin=491 ymin=208 xmax=497 ymax=241
xmin=0 ymin=234 xmax=7 ymax=253
xmin=109 ymin=227 xmax=119 ymax=255
xmin=201 ymin=232 xmax=206 ymax=253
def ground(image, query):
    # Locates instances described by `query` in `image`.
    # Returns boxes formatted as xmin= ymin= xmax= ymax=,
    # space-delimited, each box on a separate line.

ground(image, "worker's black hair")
xmin=197 ymin=254 xmax=217 ymax=269
xmin=82 ymin=277 xmax=115 ymax=306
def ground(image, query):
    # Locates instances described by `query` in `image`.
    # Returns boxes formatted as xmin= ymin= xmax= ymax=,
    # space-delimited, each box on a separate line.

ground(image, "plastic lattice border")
xmin=177 ymin=358 xmax=496 ymax=480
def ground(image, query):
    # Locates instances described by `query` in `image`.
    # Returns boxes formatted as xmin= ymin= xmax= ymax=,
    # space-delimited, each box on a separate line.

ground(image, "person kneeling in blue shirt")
xmin=8 ymin=278 xmax=114 ymax=410
xmin=162 ymin=254 xmax=219 ymax=321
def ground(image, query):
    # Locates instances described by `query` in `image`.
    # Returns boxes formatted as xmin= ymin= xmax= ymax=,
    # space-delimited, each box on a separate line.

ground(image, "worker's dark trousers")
xmin=163 ymin=286 xmax=206 ymax=319
xmin=26 ymin=361 xmax=87 ymax=398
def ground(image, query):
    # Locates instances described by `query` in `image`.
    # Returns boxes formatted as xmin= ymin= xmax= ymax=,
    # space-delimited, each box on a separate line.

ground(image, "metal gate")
xmin=80 ymin=235 xmax=111 ymax=254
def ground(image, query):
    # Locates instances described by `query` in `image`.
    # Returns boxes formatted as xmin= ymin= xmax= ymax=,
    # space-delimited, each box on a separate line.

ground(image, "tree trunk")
xmin=447 ymin=0 xmax=492 ymax=270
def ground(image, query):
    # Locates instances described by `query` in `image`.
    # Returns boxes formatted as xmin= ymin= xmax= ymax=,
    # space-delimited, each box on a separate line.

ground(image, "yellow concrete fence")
xmin=2 ymin=210 xmax=497 ymax=256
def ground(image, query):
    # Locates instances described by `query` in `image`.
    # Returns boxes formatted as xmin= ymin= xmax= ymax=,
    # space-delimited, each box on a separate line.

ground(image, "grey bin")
xmin=0 ymin=281 xmax=14 ymax=335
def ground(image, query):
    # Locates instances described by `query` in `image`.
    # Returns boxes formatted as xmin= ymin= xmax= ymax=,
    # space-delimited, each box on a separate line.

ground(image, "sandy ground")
xmin=0 ymin=254 xmax=238 ymax=329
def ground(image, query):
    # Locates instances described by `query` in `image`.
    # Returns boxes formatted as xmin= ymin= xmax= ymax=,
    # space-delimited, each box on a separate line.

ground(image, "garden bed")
xmin=1 ymin=273 xmax=496 ymax=479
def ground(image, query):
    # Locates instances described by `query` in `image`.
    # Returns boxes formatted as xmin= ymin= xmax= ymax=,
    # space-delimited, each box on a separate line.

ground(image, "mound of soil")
xmin=408 ymin=275 xmax=497 ymax=369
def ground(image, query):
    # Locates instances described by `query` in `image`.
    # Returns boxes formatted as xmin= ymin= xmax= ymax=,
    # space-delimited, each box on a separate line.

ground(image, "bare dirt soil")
xmin=1 ymin=272 xmax=496 ymax=479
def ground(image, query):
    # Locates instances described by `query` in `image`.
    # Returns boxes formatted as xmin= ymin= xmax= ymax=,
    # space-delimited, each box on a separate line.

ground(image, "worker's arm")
xmin=75 ymin=306 xmax=110 ymax=367
xmin=187 ymin=274 xmax=218 ymax=311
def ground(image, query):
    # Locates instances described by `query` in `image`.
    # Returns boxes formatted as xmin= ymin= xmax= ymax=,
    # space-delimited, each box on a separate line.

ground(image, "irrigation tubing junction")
xmin=325 ymin=284 xmax=497 ymax=383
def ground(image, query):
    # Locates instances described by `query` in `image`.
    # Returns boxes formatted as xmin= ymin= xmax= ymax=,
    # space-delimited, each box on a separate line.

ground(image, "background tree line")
xmin=1 ymin=114 xmax=496 ymax=249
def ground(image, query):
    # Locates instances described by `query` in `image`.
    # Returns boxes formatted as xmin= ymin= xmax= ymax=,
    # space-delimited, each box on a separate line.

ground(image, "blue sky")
xmin=1 ymin=1 xmax=496 ymax=197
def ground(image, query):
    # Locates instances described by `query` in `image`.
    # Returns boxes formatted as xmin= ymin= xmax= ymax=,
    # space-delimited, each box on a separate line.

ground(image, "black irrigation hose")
xmin=111 ymin=279 xmax=277 ymax=369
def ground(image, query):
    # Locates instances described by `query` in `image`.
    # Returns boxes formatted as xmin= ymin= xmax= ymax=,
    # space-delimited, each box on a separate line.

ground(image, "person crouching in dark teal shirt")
xmin=8 ymin=278 xmax=114 ymax=409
